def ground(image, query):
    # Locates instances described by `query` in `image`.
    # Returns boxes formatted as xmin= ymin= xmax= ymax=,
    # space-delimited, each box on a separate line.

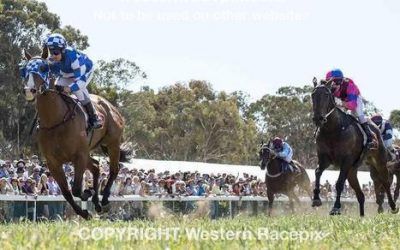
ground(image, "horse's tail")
xmin=101 ymin=142 xmax=135 ymax=163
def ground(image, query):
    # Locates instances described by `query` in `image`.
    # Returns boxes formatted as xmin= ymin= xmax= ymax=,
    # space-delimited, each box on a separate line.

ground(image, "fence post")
xmin=229 ymin=200 xmax=232 ymax=219
xmin=33 ymin=199 xmax=37 ymax=222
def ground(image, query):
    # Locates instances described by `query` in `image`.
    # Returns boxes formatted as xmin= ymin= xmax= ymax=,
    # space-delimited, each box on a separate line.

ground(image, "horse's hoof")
xmin=81 ymin=210 xmax=92 ymax=220
xmin=95 ymin=205 xmax=102 ymax=213
xmin=378 ymin=206 xmax=384 ymax=214
xmin=81 ymin=190 xmax=93 ymax=201
xmin=312 ymin=199 xmax=322 ymax=207
xmin=100 ymin=203 xmax=111 ymax=213
xmin=391 ymin=207 xmax=399 ymax=214
xmin=329 ymin=208 xmax=341 ymax=215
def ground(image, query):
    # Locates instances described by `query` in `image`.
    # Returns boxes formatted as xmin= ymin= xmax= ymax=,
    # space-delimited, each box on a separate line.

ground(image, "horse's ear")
xmin=261 ymin=140 xmax=264 ymax=146
xmin=24 ymin=49 xmax=32 ymax=60
xmin=320 ymin=79 xmax=327 ymax=85
xmin=41 ymin=46 xmax=48 ymax=59
xmin=313 ymin=77 xmax=318 ymax=87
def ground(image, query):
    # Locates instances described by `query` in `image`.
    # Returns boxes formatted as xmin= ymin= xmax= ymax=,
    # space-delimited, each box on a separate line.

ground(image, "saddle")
xmin=68 ymin=95 xmax=89 ymax=127
xmin=280 ymin=160 xmax=301 ymax=174
xmin=337 ymin=108 xmax=378 ymax=149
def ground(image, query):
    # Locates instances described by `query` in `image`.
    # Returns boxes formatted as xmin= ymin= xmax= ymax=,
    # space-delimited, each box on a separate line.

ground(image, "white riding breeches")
xmin=351 ymin=96 xmax=367 ymax=124
xmin=55 ymin=77 xmax=92 ymax=105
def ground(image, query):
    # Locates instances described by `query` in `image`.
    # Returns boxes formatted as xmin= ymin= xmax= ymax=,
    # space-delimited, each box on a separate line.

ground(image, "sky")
xmin=40 ymin=0 xmax=400 ymax=117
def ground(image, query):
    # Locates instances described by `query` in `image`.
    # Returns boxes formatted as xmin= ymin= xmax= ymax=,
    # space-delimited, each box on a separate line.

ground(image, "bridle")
xmin=260 ymin=144 xmax=282 ymax=178
xmin=311 ymin=82 xmax=337 ymax=127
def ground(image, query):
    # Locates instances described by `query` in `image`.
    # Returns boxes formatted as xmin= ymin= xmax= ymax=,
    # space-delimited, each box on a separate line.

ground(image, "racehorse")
xmin=311 ymin=78 xmax=398 ymax=216
xmin=382 ymin=145 xmax=400 ymax=206
xmin=21 ymin=49 xmax=133 ymax=219
xmin=259 ymin=141 xmax=311 ymax=215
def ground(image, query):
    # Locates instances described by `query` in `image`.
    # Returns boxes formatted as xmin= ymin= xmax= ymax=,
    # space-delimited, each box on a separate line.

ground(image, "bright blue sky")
xmin=41 ymin=0 xmax=400 ymax=117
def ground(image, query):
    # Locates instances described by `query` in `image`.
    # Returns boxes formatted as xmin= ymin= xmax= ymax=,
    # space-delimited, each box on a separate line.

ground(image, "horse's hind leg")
xmin=394 ymin=173 xmax=400 ymax=202
xmin=48 ymin=161 xmax=91 ymax=220
xmin=347 ymin=168 xmax=365 ymax=216
xmin=101 ymin=142 xmax=120 ymax=207
xmin=88 ymin=159 xmax=102 ymax=213
xmin=374 ymin=161 xmax=398 ymax=213
xmin=370 ymin=167 xmax=385 ymax=213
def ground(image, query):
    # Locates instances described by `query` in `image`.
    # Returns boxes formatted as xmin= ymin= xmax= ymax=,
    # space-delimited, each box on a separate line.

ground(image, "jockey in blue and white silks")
xmin=271 ymin=137 xmax=299 ymax=173
xmin=371 ymin=115 xmax=395 ymax=159
xmin=44 ymin=33 xmax=102 ymax=129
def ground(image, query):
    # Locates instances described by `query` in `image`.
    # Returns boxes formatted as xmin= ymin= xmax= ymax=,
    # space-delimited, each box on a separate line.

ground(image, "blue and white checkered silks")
xmin=20 ymin=58 xmax=50 ymax=89
xmin=46 ymin=33 xmax=67 ymax=49
xmin=52 ymin=47 xmax=94 ymax=93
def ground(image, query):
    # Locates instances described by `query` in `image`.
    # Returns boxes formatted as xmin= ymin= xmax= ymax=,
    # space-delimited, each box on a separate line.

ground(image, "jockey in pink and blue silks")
xmin=326 ymin=69 xmax=374 ymax=149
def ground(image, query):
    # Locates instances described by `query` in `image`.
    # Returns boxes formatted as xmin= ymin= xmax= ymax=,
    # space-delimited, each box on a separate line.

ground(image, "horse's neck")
xmin=36 ymin=93 xmax=69 ymax=128
xmin=267 ymin=159 xmax=282 ymax=174
xmin=321 ymin=108 xmax=343 ymax=133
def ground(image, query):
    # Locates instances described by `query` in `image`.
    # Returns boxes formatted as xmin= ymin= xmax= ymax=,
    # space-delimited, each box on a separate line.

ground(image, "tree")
xmin=390 ymin=110 xmax=400 ymax=130
xmin=89 ymin=58 xmax=146 ymax=106
xmin=120 ymin=81 xmax=258 ymax=164
xmin=248 ymin=86 xmax=317 ymax=166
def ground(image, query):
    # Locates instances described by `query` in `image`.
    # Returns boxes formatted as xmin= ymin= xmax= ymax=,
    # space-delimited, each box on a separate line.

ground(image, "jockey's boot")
xmin=84 ymin=102 xmax=102 ymax=129
xmin=361 ymin=122 xmax=375 ymax=149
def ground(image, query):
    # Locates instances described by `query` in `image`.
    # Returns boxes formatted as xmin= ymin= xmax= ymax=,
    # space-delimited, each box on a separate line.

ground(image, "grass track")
xmin=1 ymin=213 xmax=400 ymax=250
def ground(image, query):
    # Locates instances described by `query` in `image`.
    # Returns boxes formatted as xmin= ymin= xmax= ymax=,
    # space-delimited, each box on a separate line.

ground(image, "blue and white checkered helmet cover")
xmin=46 ymin=33 xmax=67 ymax=49
xmin=24 ymin=58 xmax=50 ymax=83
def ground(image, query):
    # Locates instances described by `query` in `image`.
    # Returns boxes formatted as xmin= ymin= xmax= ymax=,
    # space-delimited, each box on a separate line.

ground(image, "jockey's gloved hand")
xmin=55 ymin=85 xmax=64 ymax=92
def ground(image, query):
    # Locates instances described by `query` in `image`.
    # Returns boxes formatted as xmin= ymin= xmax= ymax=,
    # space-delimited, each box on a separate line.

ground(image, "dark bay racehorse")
xmin=311 ymin=78 xmax=398 ymax=216
xmin=22 ymin=49 xmax=132 ymax=219
xmin=259 ymin=142 xmax=311 ymax=214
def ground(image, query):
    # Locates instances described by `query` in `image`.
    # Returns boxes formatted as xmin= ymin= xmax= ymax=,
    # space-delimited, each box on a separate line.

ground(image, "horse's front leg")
xmin=267 ymin=189 xmax=274 ymax=216
xmin=330 ymin=165 xmax=350 ymax=215
xmin=312 ymin=154 xmax=329 ymax=207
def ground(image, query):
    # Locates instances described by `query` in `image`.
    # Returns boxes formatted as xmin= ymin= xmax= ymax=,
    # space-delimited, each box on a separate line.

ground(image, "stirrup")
xmin=366 ymin=141 xmax=377 ymax=150
xmin=90 ymin=120 xmax=102 ymax=129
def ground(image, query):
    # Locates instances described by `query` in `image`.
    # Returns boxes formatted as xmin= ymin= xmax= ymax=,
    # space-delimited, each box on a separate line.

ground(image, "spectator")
xmin=0 ymin=177 xmax=12 ymax=194
xmin=10 ymin=177 xmax=21 ymax=195
xmin=30 ymin=167 xmax=41 ymax=184
xmin=47 ymin=174 xmax=61 ymax=195
xmin=120 ymin=177 xmax=134 ymax=195
xmin=22 ymin=178 xmax=36 ymax=195
xmin=0 ymin=163 xmax=10 ymax=178
xmin=38 ymin=174 xmax=49 ymax=195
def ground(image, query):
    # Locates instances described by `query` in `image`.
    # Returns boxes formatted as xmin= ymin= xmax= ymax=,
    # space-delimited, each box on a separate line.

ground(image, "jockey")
xmin=44 ymin=33 xmax=102 ymax=129
xmin=271 ymin=137 xmax=298 ymax=173
xmin=371 ymin=114 xmax=395 ymax=159
xmin=326 ymin=69 xmax=374 ymax=149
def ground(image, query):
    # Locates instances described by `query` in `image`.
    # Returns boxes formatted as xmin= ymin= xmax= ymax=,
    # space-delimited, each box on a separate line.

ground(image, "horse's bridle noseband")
xmin=312 ymin=83 xmax=337 ymax=127
xmin=260 ymin=144 xmax=282 ymax=178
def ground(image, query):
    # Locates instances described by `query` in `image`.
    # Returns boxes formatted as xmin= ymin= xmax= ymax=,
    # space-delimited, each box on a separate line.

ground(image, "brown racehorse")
xmin=22 ymin=49 xmax=132 ymax=219
xmin=378 ymin=145 xmax=400 ymax=211
xmin=311 ymin=78 xmax=398 ymax=216
xmin=259 ymin=142 xmax=312 ymax=215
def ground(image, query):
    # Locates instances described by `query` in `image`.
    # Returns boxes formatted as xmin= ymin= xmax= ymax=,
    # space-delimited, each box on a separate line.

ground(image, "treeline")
xmin=1 ymin=0 xmax=400 ymax=168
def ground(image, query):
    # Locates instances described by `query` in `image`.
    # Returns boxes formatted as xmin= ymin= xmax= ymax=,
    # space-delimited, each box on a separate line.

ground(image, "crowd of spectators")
xmin=0 ymin=155 xmax=397 ymax=221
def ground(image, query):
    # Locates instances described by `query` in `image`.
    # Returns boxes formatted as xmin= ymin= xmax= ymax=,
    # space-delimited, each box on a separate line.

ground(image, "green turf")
xmin=1 ymin=213 xmax=400 ymax=250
